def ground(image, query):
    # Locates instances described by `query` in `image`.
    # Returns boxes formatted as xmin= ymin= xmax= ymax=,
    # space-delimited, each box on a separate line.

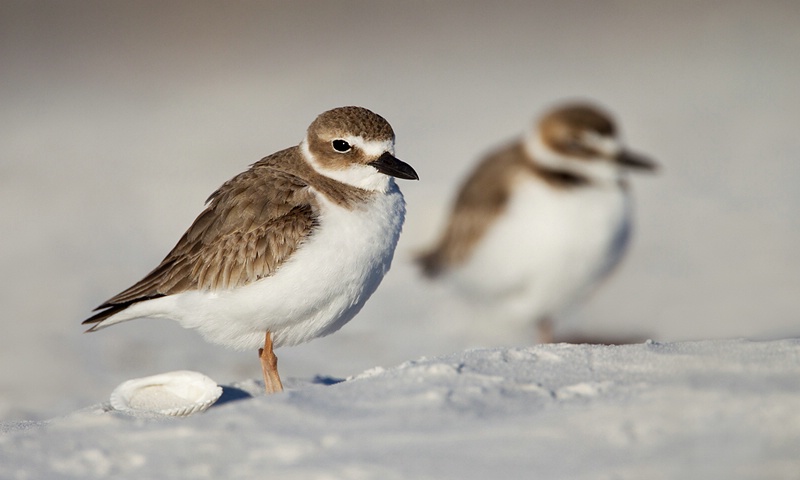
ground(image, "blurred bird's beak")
xmin=370 ymin=152 xmax=419 ymax=180
xmin=616 ymin=150 xmax=658 ymax=172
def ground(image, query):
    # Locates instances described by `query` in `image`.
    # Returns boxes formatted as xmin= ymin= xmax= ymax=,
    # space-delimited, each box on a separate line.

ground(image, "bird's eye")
xmin=332 ymin=140 xmax=351 ymax=153
xmin=565 ymin=138 xmax=584 ymax=152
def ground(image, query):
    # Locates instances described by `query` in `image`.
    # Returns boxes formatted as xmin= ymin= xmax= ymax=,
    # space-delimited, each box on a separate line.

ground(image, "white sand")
xmin=2 ymin=339 xmax=798 ymax=478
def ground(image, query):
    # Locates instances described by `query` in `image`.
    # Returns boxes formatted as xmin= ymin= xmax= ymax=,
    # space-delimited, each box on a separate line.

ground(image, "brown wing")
xmin=83 ymin=149 xmax=318 ymax=325
xmin=417 ymin=142 xmax=528 ymax=277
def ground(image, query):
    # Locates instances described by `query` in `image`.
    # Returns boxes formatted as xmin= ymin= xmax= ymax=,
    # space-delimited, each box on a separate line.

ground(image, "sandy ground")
xmin=2 ymin=339 xmax=798 ymax=479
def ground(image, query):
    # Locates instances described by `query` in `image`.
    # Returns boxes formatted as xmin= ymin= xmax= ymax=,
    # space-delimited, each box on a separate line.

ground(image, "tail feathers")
xmin=82 ymin=293 xmax=167 ymax=332
xmin=82 ymin=304 xmax=131 ymax=332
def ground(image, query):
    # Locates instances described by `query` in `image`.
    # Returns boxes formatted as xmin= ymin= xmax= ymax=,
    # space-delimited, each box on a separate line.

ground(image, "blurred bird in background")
xmin=417 ymin=102 xmax=657 ymax=343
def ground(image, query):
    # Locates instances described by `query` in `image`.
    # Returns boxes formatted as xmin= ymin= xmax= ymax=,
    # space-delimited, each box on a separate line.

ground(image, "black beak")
xmin=370 ymin=152 xmax=419 ymax=180
xmin=616 ymin=150 xmax=658 ymax=172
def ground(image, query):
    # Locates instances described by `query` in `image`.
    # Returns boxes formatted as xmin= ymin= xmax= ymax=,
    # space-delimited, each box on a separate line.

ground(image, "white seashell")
xmin=110 ymin=370 xmax=223 ymax=417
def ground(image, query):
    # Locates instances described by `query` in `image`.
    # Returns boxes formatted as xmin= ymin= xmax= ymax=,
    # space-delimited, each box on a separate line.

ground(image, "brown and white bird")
xmin=83 ymin=106 xmax=418 ymax=393
xmin=417 ymin=102 xmax=655 ymax=343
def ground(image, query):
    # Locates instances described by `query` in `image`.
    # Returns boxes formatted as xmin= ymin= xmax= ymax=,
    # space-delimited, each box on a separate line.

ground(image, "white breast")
xmin=448 ymin=176 xmax=631 ymax=323
xmin=118 ymin=182 xmax=406 ymax=351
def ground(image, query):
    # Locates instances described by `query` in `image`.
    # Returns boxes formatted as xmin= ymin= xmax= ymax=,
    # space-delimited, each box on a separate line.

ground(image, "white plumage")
xmin=447 ymin=171 xmax=630 ymax=324
xmin=107 ymin=180 xmax=406 ymax=350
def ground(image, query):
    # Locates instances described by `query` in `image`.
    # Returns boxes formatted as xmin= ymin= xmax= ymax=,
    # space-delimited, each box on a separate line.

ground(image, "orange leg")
xmin=258 ymin=331 xmax=284 ymax=394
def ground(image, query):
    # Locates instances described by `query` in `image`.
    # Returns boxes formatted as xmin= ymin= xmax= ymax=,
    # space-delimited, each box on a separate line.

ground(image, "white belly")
xmin=449 ymin=177 xmax=631 ymax=323
xmin=116 ymin=183 xmax=406 ymax=351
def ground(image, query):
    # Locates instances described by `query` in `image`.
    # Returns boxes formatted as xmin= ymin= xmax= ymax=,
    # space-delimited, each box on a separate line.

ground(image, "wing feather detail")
xmin=85 ymin=149 xmax=319 ymax=323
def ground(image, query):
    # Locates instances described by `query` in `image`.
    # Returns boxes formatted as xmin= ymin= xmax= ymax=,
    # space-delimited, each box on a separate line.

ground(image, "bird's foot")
xmin=259 ymin=331 xmax=284 ymax=394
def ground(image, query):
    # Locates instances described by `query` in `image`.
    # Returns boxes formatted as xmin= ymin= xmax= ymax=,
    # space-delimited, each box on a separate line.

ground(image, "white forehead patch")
xmin=581 ymin=131 xmax=622 ymax=157
xmin=341 ymin=136 xmax=395 ymax=157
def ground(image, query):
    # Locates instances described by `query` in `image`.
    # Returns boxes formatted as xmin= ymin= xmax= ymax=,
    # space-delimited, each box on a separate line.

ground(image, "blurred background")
xmin=2 ymin=1 xmax=799 ymax=421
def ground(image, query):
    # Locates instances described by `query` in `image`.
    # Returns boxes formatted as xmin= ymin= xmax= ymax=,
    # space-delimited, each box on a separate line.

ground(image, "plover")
xmin=83 ymin=106 xmax=419 ymax=393
xmin=417 ymin=102 xmax=655 ymax=343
